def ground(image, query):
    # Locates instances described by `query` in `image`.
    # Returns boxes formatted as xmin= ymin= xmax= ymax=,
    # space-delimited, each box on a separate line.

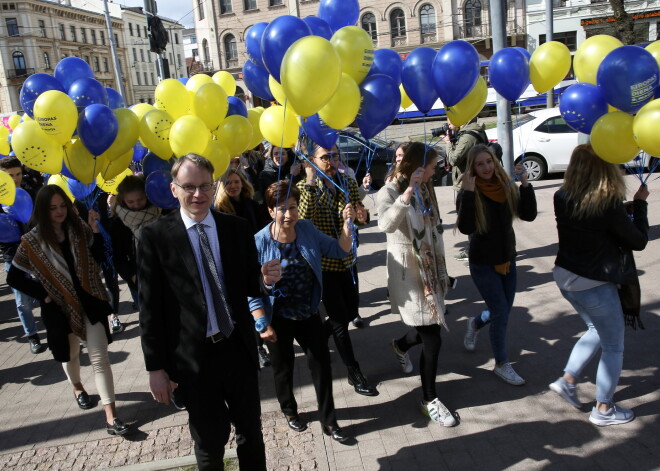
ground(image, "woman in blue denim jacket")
xmin=248 ymin=180 xmax=354 ymax=442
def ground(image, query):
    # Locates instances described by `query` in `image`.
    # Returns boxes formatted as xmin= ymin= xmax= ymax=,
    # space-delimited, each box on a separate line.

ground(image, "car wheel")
xmin=521 ymin=155 xmax=546 ymax=181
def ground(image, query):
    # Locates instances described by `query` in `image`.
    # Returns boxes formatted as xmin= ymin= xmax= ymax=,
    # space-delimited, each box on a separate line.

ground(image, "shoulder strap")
xmin=462 ymin=129 xmax=488 ymax=145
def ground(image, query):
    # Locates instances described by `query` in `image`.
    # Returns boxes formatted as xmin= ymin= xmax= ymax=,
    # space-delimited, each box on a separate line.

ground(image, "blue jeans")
xmin=5 ymin=262 xmax=38 ymax=337
xmin=560 ymin=283 xmax=624 ymax=404
xmin=470 ymin=261 xmax=517 ymax=365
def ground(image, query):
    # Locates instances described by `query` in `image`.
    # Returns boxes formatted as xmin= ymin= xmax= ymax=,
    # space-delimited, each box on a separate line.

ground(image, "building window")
xmin=144 ymin=26 xmax=147 ymax=38
xmin=129 ymin=23 xmax=133 ymax=36
xmin=44 ymin=51 xmax=51 ymax=69
xmin=144 ymin=72 xmax=148 ymax=85
xmin=115 ymin=34 xmax=119 ymax=47
xmin=198 ymin=0 xmax=205 ymax=19
xmin=203 ymin=39 xmax=210 ymax=62
xmin=140 ymin=49 xmax=145 ymax=62
xmin=6 ymin=18 xmax=19 ymax=37
xmin=100 ymin=30 xmax=105 ymax=45
xmin=224 ymin=34 xmax=238 ymax=66
xmin=192 ymin=48 xmax=198 ymax=57
xmin=361 ymin=13 xmax=377 ymax=43
xmin=270 ymin=0 xmax=283 ymax=5
xmin=38 ymin=20 xmax=47 ymax=38
xmin=220 ymin=0 xmax=232 ymax=14
xmin=420 ymin=4 xmax=436 ymax=34
xmin=91 ymin=30 xmax=97 ymax=45
xmin=70 ymin=25 xmax=77 ymax=42
xmin=94 ymin=56 xmax=100 ymax=72
xmin=151 ymin=73 xmax=155 ymax=85
xmin=59 ymin=24 xmax=65 ymax=40
xmin=464 ymin=0 xmax=482 ymax=37
xmin=540 ymin=31 xmax=577 ymax=51
xmin=13 ymin=51 xmax=26 ymax=73
xmin=137 ymin=25 xmax=141 ymax=37
xmin=175 ymin=33 xmax=179 ymax=44
xmin=84 ymin=55 xmax=90 ymax=64
xmin=390 ymin=9 xmax=406 ymax=38
xmin=133 ymin=48 xmax=138 ymax=61
xmin=81 ymin=28 xmax=87 ymax=43
xmin=177 ymin=53 xmax=182 ymax=67
xmin=136 ymin=71 xmax=141 ymax=85
xmin=244 ymin=0 xmax=257 ymax=10
xmin=103 ymin=57 xmax=109 ymax=72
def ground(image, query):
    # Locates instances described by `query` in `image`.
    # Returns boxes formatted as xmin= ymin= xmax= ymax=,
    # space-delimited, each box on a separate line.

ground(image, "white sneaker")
xmin=464 ymin=317 xmax=478 ymax=351
xmin=421 ymin=398 xmax=456 ymax=427
xmin=493 ymin=363 xmax=525 ymax=386
xmin=390 ymin=339 xmax=413 ymax=374
xmin=589 ymin=403 xmax=634 ymax=426
xmin=549 ymin=377 xmax=581 ymax=408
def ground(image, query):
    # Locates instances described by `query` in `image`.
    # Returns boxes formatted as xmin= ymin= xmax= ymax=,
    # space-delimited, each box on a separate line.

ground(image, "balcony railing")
xmin=7 ymin=68 xmax=35 ymax=79
xmin=391 ymin=36 xmax=407 ymax=47
xmin=458 ymin=20 xmax=525 ymax=40
xmin=421 ymin=31 xmax=438 ymax=44
xmin=225 ymin=58 xmax=238 ymax=69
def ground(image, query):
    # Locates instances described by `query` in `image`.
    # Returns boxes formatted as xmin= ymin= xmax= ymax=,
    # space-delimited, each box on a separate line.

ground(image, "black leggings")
xmin=395 ymin=324 xmax=442 ymax=402
xmin=321 ymin=269 xmax=359 ymax=368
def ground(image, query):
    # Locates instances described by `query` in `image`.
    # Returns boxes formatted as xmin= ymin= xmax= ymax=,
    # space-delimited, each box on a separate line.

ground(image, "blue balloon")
xmin=401 ymin=47 xmax=439 ymax=114
xmin=78 ymin=104 xmax=119 ymax=156
xmin=177 ymin=77 xmax=189 ymax=85
xmin=368 ymin=49 xmax=403 ymax=86
xmin=146 ymin=170 xmax=179 ymax=210
xmin=142 ymin=152 xmax=172 ymax=178
xmin=597 ymin=46 xmax=659 ymax=114
xmin=2 ymin=188 xmax=33 ymax=224
xmin=246 ymin=22 xmax=269 ymax=70
xmin=655 ymin=85 xmax=660 ymax=99
xmin=133 ymin=142 xmax=148 ymax=163
xmin=226 ymin=96 xmax=248 ymax=118
xmin=261 ymin=16 xmax=312 ymax=82
xmin=0 ymin=213 xmax=21 ymax=243
xmin=243 ymin=60 xmax=274 ymax=101
xmin=489 ymin=48 xmax=530 ymax=102
xmin=318 ymin=0 xmax=359 ymax=33
xmin=513 ymin=47 xmax=532 ymax=62
xmin=60 ymin=162 xmax=75 ymax=179
xmin=559 ymin=83 xmax=608 ymax=134
xmin=356 ymin=74 xmax=401 ymax=140
xmin=19 ymin=74 xmax=66 ymax=118
xmin=303 ymin=16 xmax=333 ymax=40
xmin=68 ymin=78 xmax=108 ymax=113
xmin=54 ymin=57 xmax=94 ymax=91
xmin=301 ymin=114 xmax=338 ymax=149
xmin=433 ymin=40 xmax=481 ymax=107
xmin=106 ymin=88 xmax=126 ymax=109
xmin=67 ymin=179 xmax=96 ymax=200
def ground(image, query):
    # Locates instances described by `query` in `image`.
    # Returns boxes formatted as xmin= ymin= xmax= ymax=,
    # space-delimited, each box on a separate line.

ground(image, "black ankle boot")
xmin=347 ymin=365 xmax=379 ymax=396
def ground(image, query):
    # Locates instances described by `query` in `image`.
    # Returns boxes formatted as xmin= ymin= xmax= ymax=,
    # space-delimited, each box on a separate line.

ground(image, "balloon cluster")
xmin=558 ymin=37 xmax=660 ymax=165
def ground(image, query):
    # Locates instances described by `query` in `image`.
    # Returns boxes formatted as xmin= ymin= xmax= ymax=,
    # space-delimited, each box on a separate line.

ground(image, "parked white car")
xmin=485 ymin=108 xmax=657 ymax=181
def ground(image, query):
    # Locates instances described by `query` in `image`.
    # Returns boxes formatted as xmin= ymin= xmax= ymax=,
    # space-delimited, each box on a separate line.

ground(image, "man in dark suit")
xmin=138 ymin=154 xmax=280 ymax=470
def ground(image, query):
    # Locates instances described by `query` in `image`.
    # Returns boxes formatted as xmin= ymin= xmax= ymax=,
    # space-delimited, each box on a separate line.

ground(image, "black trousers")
xmin=321 ymin=269 xmax=359 ymax=369
xmin=180 ymin=334 xmax=266 ymax=471
xmin=267 ymin=314 xmax=337 ymax=427
xmin=396 ymin=324 xmax=443 ymax=402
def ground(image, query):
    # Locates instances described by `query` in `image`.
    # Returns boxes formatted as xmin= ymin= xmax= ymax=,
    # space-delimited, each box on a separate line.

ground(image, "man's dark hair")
xmin=0 ymin=156 xmax=22 ymax=170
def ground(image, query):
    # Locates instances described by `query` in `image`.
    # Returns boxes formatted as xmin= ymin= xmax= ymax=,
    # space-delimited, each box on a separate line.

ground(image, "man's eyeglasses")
xmin=173 ymin=182 xmax=215 ymax=194
xmin=318 ymin=152 xmax=340 ymax=162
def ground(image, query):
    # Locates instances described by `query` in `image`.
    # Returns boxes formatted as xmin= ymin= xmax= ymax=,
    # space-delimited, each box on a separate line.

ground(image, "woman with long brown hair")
xmin=457 ymin=144 xmax=537 ymax=386
xmin=7 ymin=185 xmax=130 ymax=435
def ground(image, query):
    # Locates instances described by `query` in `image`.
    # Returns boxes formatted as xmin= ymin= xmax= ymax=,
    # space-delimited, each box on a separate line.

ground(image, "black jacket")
xmin=457 ymin=185 xmax=537 ymax=265
xmin=229 ymin=196 xmax=270 ymax=235
xmin=109 ymin=216 xmax=138 ymax=290
xmin=553 ymin=189 xmax=648 ymax=284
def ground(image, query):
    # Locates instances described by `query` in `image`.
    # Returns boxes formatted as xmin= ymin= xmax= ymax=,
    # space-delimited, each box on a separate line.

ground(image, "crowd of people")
xmin=0 ymin=131 xmax=650 ymax=469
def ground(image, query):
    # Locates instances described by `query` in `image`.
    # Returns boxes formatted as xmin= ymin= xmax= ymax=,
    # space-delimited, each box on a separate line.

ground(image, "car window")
xmin=511 ymin=114 xmax=536 ymax=130
xmin=535 ymin=116 xmax=577 ymax=134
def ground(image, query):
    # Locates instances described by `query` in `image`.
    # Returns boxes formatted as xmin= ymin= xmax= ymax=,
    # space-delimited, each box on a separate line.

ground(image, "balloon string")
xmin=643 ymin=157 xmax=660 ymax=185
xmin=295 ymin=151 xmax=347 ymax=195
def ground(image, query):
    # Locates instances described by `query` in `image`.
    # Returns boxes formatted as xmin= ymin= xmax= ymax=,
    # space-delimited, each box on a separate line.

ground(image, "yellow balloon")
xmin=530 ymin=41 xmax=572 ymax=93
xmin=400 ymin=84 xmax=413 ymax=109
xmin=100 ymin=109 xmax=140 ymax=162
xmin=0 ymin=125 xmax=9 ymax=141
xmin=0 ymin=170 xmax=16 ymax=205
xmin=318 ymin=73 xmax=360 ymax=130
xmin=204 ymin=140 xmax=231 ymax=179
xmin=8 ymin=114 xmax=21 ymax=130
xmin=154 ymin=79 xmax=191 ymax=120
xmin=96 ymin=168 xmax=133 ymax=195
xmin=331 ymin=26 xmax=375 ymax=85
xmin=213 ymin=71 xmax=236 ymax=97
xmin=269 ymin=76 xmax=300 ymax=116
xmin=213 ymin=116 xmax=252 ymax=157
xmin=574 ymin=35 xmax=622 ymax=85
xmin=632 ymin=98 xmax=660 ymax=156
xmin=11 ymin=121 xmax=63 ymax=174
xmin=63 ymin=139 xmax=105 ymax=184
xmin=22 ymin=114 xmax=33 ymax=122
xmin=33 ymin=90 xmax=78 ymax=145
xmin=186 ymin=74 xmax=214 ymax=94
xmin=247 ymin=109 xmax=265 ymax=149
xmin=281 ymin=36 xmax=342 ymax=118
xmin=591 ymin=111 xmax=639 ymax=164
xmin=47 ymin=174 xmax=74 ymax=201
xmin=446 ymin=77 xmax=488 ymax=127
xmin=645 ymin=40 xmax=660 ymax=72
xmin=0 ymin=141 xmax=9 ymax=155
xmin=170 ymin=115 xmax=211 ymax=158
xmin=130 ymin=103 xmax=154 ymax=122
xmin=97 ymin=149 xmax=133 ymax=181
xmin=260 ymin=106 xmax=299 ymax=148
xmin=193 ymin=83 xmax=229 ymax=131
xmin=140 ymin=109 xmax=174 ymax=160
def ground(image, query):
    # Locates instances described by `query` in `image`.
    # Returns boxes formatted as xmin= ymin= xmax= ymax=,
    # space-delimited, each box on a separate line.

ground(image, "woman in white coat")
xmin=376 ymin=142 xmax=456 ymax=427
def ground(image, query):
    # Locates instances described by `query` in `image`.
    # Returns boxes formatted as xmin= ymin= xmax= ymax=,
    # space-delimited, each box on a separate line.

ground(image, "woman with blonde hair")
xmin=549 ymin=144 xmax=648 ymax=426
xmin=457 ymin=144 xmax=537 ymax=386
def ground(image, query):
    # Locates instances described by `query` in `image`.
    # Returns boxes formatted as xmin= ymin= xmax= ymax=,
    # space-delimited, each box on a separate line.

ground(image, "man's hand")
xmin=260 ymin=325 xmax=277 ymax=342
xmin=362 ymin=173 xmax=372 ymax=190
xmin=149 ymin=369 xmax=172 ymax=405
xmin=262 ymin=259 xmax=282 ymax=286
xmin=355 ymin=202 xmax=368 ymax=224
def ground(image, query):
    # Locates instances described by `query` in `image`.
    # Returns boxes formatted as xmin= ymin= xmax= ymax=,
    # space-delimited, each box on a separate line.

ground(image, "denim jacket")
xmin=247 ymin=219 xmax=349 ymax=317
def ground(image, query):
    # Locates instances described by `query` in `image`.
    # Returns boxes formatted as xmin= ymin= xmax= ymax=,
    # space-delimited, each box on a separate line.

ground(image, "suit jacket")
xmin=138 ymin=209 xmax=262 ymax=384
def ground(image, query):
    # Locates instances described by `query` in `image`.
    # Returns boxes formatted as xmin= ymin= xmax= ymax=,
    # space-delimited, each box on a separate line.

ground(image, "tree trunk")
xmin=609 ymin=0 xmax=636 ymax=45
